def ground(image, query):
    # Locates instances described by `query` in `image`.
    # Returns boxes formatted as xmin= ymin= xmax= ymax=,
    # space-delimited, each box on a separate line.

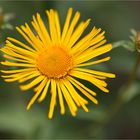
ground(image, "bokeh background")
xmin=0 ymin=0 xmax=140 ymax=139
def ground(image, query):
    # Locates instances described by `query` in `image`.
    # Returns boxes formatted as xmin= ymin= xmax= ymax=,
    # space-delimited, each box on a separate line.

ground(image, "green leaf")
xmin=112 ymin=40 xmax=135 ymax=52
xmin=130 ymin=29 xmax=137 ymax=37
xmin=112 ymin=29 xmax=137 ymax=52
xmin=112 ymin=40 xmax=127 ymax=49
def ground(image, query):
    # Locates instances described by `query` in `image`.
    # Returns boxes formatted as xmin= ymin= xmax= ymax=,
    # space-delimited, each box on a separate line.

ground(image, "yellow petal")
xmin=38 ymin=80 xmax=50 ymax=102
xmin=59 ymin=80 xmax=77 ymax=116
xmin=76 ymin=68 xmax=116 ymax=78
xmin=54 ymin=11 xmax=61 ymax=42
xmin=62 ymin=79 xmax=81 ymax=107
xmin=7 ymin=37 xmax=35 ymax=52
xmin=36 ymin=13 xmax=52 ymax=46
xmin=69 ymin=77 xmax=98 ymax=104
xmin=1 ymin=47 xmax=35 ymax=61
xmin=19 ymin=71 xmax=41 ymax=83
xmin=56 ymin=82 xmax=65 ymax=115
xmin=61 ymin=8 xmax=73 ymax=42
xmin=46 ymin=10 xmax=57 ymax=44
xmin=70 ymin=70 xmax=109 ymax=93
xmin=68 ymin=76 xmax=96 ymax=96
xmin=1 ymin=68 xmax=36 ymax=74
xmin=6 ymin=40 xmax=36 ymax=58
xmin=1 ymin=61 xmax=35 ymax=67
xmin=22 ymin=23 xmax=43 ymax=51
xmin=75 ymin=44 xmax=112 ymax=64
xmin=16 ymin=26 xmax=36 ymax=49
xmin=71 ymin=27 xmax=101 ymax=54
xmin=76 ymin=39 xmax=107 ymax=57
xmin=4 ymin=54 xmax=35 ymax=64
xmin=77 ymin=57 xmax=110 ymax=67
xmin=65 ymin=78 xmax=89 ymax=112
xmin=67 ymin=19 xmax=90 ymax=48
xmin=2 ymin=71 xmax=37 ymax=82
xmin=20 ymin=75 xmax=44 ymax=91
xmin=63 ymin=11 xmax=80 ymax=46
xmin=48 ymin=79 xmax=57 ymax=119
xmin=27 ymin=77 xmax=47 ymax=110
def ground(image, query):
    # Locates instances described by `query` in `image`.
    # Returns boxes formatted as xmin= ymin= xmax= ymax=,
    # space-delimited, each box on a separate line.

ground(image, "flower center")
xmin=37 ymin=46 xmax=73 ymax=78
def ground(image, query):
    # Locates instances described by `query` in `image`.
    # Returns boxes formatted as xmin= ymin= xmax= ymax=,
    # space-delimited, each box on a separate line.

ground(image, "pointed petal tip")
xmin=15 ymin=26 xmax=20 ymax=30
xmin=26 ymin=105 xmax=30 ymax=110
xmin=72 ymin=113 xmax=77 ymax=117
xmin=7 ymin=37 xmax=11 ymax=40
xmin=48 ymin=113 xmax=53 ymax=119
xmin=60 ymin=110 xmax=65 ymax=115
xmin=86 ymin=109 xmax=89 ymax=113
xmin=109 ymin=73 xmax=116 ymax=78
xmin=86 ymin=18 xmax=91 ymax=23
xmin=95 ymin=100 xmax=99 ymax=105
xmin=83 ymin=106 xmax=89 ymax=112
xmin=69 ymin=7 xmax=73 ymax=11
xmin=37 ymin=98 xmax=43 ymax=103
xmin=108 ymin=43 xmax=113 ymax=49
xmin=36 ymin=12 xmax=41 ymax=18
xmin=105 ymin=89 xmax=110 ymax=93
xmin=113 ymin=74 xmax=116 ymax=78
xmin=20 ymin=86 xmax=27 ymax=91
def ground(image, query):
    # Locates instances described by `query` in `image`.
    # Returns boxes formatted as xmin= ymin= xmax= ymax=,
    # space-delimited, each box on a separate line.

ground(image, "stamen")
xmin=37 ymin=45 xmax=73 ymax=78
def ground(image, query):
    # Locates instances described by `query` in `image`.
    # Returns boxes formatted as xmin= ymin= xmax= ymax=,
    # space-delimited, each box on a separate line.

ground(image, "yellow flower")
xmin=0 ymin=8 xmax=115 ymax=119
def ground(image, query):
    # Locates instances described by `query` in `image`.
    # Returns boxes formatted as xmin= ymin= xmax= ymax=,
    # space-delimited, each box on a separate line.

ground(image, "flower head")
xmin=0 ymin=8 xmax=115 ymax=119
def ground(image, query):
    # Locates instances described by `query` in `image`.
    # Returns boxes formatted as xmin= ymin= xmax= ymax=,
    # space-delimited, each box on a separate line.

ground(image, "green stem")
xmin=126 ymin=53 xmax=140 ymax=87
xmin=111 ymin=53 xmax=140 ymax=115
xmin=93 ymin=53 xmax=140 ymax=137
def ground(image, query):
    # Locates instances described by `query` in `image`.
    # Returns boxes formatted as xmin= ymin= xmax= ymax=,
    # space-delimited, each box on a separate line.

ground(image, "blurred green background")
xmin=0 ymin=0 xmax=140 ymax=139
